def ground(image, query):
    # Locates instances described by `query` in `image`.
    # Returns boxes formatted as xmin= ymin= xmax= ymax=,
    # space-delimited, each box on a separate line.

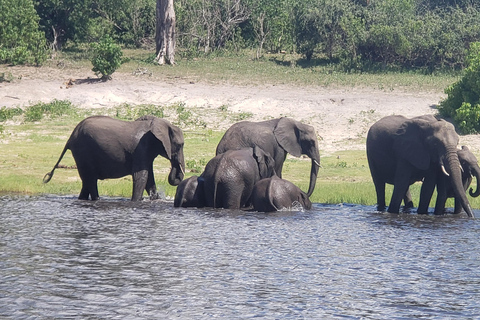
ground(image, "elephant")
xmin=43 ymin=115 xmax=185 ymax=201
xmin=251 ymin=175 xmax=312 ymax=212
xmin=433 ymin=146 xmax=480 ymax=214
xmin=202 ymin=146 xmax=276 ymax=209
xmin=366 ymin=114 xmax=475 ymax=217
xmin=215 ymin=117 xmax=321 ymax=197
xmin=174 ymin=175 xmax=205 ymax=208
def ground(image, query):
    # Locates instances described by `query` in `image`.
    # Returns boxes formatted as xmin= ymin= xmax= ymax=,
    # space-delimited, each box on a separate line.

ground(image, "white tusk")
xmin=459 ymin=165 xmax=464 ymax=173
xmin=180 ymin=164 xmax=185 ymax=175
xmin=314 ymin=159 xmax=321 ymax=167
xmin=442 ymin=165 xmax=450 ymax=177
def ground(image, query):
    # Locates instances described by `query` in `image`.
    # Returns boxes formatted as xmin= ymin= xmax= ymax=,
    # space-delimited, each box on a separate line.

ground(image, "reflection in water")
xmin=0 ymin=195 xmax=479 ymax=319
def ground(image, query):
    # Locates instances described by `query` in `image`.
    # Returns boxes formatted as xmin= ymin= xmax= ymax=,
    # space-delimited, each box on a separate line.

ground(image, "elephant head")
xmin=394 ymin=117 xmax=474 ymax=217
xmin=273 ymin=118 xmax=321 ymax=197
xmin=138 ymin=115 xmax=185 ymax=186
xmin=174 ymin=175 xmax=204 ymax=208
xmin=457 ymin=146 xmax=480 ymax=198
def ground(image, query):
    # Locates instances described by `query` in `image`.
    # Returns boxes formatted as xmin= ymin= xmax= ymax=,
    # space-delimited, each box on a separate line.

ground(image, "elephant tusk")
xmin=442 ymin=165 xmax=450 ymax=177
xmin=314 ymin=159 xmax=321 ymax=168
xmin=459 ymin=164 xmax=464 ymax=173
xmin=180 ymin=164 xmax=185 ymax=176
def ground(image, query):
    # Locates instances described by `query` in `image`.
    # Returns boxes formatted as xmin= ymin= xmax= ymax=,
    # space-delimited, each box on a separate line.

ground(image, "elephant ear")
xmin=394 ymin=119 xmax=431 ymax=170
xmin=253 ymin=146 xmax=276 ymax=178
xmin=149 ymin=117 xmax=173 ymax=159
xmin=273 ymin=117 xmax=302 ymax=157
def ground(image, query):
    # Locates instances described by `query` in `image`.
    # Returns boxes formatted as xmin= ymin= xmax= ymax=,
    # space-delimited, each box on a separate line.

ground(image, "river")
xmin=1 ymin=195 xmax=479 ymax=319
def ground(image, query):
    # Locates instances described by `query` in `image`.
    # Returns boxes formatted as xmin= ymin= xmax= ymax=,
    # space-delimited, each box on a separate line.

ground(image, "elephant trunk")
xmin=469 ymin=164 xmax=480 ymax=197
xmin=168 ymin=155 xmax=185 ymax=186
xmin=446 ymin=147 xmax=475 ymax=218
xmin=306 ymin=156 xmax=320 ymax=197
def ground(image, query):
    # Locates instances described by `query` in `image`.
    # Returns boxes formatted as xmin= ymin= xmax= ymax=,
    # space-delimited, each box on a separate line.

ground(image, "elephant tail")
xmin=266 ymin=177 xmax=280 ymax=211
xmin=43 ymin=143 xmax=70 ymax=183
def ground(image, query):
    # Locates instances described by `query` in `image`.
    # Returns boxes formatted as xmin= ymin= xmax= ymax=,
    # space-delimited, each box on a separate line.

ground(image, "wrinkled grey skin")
xmin=366 ymin=114 xmax=474 ymax=217
xmin=203 ymin=146 xmax=276 ymax=209
xmin=216 ymin=117 xmax=320 ymax=197
xmin=44 ymin=115 xmax=185 ymax=201
xmin=174 ymin=175 xmax=205 ymax=208
xmin=251 ymin=175 xmax=312 ymax=212
xmin=434 ymin=146 xmax=480 ymax=214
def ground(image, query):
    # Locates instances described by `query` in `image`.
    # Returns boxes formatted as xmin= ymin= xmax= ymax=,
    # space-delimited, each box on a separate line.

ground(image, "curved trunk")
xmin=306 ymin=157 xmax=320 ymax=197
xmin=469 ymin=164 xmax=480 ymax=197
xmin=447 ymin=148 xmax=475 ymax=218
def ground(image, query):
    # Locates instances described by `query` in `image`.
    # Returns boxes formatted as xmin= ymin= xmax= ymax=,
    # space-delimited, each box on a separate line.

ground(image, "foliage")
xmin=90 ymin=35 xmax=124 ymax=80
xmin=0 ymin=107 xmax=23 ymax=122
xmin=115 ymin=103 xmax=164 ymax=120
xmin=24 ymin=99 xmax=76 ymax=122
xmin=438 ymin=42 xmax=480 ymax=133
xmin=0 ymin=0 xmax=47 ymax=65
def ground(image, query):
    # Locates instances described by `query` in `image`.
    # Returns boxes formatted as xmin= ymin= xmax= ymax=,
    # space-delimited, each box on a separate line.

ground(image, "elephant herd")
xmin=44 ymin=113 xmax=479 ymax=217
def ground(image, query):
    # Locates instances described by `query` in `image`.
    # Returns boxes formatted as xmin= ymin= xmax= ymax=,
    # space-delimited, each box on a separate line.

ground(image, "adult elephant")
xmin=203 ymin=146 xmax=276 ymax=209
xmin=174 ymin=175 xmax=205 ymax=208
xmin=434 ymin=146 xmax=480 ymax=214
xmin=215 ymin=117 xmax=320 ymax=197
xmin=366 ymin=114 xmax=475 ymax=217
xmin=251 ymin=175 xmax=312 ymax=212
xmin=44 ymin=115 xmax=185 ymax=201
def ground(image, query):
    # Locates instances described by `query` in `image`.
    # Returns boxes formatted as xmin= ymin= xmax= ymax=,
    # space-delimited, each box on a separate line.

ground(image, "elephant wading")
xmin=251 ymin=175 xmax=312 ymax=212
xmin=44 ymin=115 xmax=185 ymax=201
xmin=215 ymin=117 xmax=321 ymax=197
xmin=202 ymin=146 xmax=276 ymax=209
xmin=174 ymin=175 xmax=205 ymax=208
xmin=434 ymin=146 xmax=480 ymax=214
xmin=366 ymin=114 xmax=475 ymax=217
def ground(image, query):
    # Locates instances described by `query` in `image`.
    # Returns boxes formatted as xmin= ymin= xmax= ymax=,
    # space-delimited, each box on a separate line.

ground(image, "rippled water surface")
xmin=1 ymin=195 xmax=480 ymax=319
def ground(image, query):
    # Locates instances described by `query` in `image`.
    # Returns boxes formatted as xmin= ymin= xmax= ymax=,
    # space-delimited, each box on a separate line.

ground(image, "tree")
xmin=155 ymin=0 xmax=176 ymax=65
xmin=0 ymin=0 xmax=47 ymax=65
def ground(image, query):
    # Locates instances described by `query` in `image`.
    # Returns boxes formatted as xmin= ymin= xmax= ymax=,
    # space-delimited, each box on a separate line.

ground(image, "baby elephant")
xmin=251 ymin=175 xmax=312 ymax=212
xmin=174 ymin=175 xmax=205 ymax=208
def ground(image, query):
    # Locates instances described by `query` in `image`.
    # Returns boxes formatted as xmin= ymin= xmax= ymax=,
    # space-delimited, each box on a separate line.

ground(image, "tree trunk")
xmin=155 ymin=0 xmax=176 ymax=65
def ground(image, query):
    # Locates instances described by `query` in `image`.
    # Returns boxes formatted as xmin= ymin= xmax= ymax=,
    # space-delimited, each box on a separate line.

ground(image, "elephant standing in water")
xmin=44 ymin=115 xmax=185 ymax=201
xmin=434 ymin=146 xmax=480 ymax=214
xmin=366 ymin=114 xmax=475 ymax=217
xmin=216 ymin=117 xmax=321 ymax=197
xmin=174 ymin=175 xmax=205 ymax=208
xmin=202 ymin=146 xmax=276 ymax=209
xmin=251 ymin=175 xmax=312 ymax=212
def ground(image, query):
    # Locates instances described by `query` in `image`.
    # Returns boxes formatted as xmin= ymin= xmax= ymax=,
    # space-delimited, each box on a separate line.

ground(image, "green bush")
xmin=438 ymin=42 xmax=480 ymax=133
xmin=90 ymin=35 xmax=124 ymax=80
xmin=24 ymin=99 xmax=76 ymax=122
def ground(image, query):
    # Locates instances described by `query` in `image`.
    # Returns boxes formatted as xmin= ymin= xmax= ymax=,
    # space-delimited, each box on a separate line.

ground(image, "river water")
xmin=1 ymin=195 xmax=479 ymax=319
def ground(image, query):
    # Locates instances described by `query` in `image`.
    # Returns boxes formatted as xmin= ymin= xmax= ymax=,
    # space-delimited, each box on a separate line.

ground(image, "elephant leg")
xmin=145 ymin=167 xmax=159 ymax=200
xmin=403 ymin=188 xmax=414 ymax=209
xmin=79 ymin=178 xmax=99 ymax=200
xmin=418 ymin=171 xmax=436 ymax=214
xmin=453 ymin=198 xmax=463 ymax=214
xmin=389 ymin=164 xmax=412 ymax=213
xmin=433 ymin=175 xmax=447 ymax=215
xmin=132 ymin=169 xmax=148 ymax=201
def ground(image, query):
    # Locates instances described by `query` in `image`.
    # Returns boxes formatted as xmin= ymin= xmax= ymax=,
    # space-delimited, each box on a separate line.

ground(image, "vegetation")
xmin=438 ymin=42 xmax=480 ymax=133
xmin=90 ymin=35 xmax=124 ymax=80
xmin=0 ymin=0 xmax=478 ymax=72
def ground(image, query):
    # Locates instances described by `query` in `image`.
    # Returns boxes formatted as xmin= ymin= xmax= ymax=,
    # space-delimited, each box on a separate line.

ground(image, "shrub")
xmin=24 ymin=99 xmax=76 ymax=122
xmin=438 ymin=42 xmax=480 ymax=133
xmin=90 ymin=35 xmax=124 ymax=80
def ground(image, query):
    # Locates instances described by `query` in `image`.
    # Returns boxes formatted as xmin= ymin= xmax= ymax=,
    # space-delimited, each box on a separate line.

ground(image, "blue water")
xmin=1 ymin=195 xmax=479 ymax=319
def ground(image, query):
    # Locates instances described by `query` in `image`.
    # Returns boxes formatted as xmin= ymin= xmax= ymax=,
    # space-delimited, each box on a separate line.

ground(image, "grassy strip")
xmin=0 ymin=99 xmax=479 ymax=211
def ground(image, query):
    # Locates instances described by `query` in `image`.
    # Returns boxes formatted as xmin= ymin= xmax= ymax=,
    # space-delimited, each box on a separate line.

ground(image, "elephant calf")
xmin=251 ymin=175 xmax=312 ymax=212
xmin=202 ymin=146 xmax=276 ymax=209
xmin=174 ymin=175 xmax=205 ymax=208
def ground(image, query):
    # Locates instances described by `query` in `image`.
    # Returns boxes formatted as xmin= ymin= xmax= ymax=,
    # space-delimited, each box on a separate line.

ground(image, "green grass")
xmin=45 ymin=48 xmax=461 ymax=92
